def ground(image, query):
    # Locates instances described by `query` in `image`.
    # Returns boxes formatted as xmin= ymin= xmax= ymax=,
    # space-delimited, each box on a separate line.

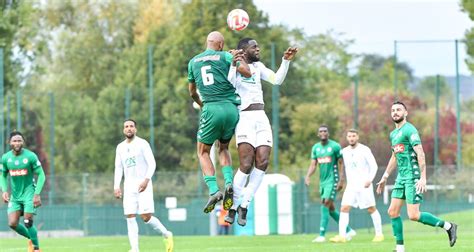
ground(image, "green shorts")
xmin=197 ymin=102 xmax=239 ymax=145
xmin=391 ymin=179 xmax=423 ymax=204
xmin=320 ymin=181 xmax=337 ymax=201
xmin=7 ymin=198 xmax=36 ymax=215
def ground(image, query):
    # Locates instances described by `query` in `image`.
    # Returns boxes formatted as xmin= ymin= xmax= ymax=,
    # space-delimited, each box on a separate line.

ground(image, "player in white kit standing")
xmin=114 ymin=119 xmax=173 ymax=252
xmin=225 ymin=37 xmax=298 ymax=226
xmin=330 ymin=129 xmax=384 ymax=243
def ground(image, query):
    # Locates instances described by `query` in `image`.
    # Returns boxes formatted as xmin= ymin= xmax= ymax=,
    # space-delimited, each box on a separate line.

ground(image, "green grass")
xmin=2 ymin=210 xmax=473 ymax=252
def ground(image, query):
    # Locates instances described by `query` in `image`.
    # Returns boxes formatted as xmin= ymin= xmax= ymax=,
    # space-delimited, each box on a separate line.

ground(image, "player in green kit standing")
xmin=305 ymin=125 xmax=355 ymax=243
xmin=376 ymin=101 xmax=457 ymax=252
xmin=188 ymin=31 xmax=250 ymax=213
xmin=0 ymin=131 xmax=46 ymax=252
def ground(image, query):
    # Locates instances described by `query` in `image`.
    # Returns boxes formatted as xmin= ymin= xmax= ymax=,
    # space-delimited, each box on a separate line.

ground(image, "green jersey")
xmin=311 ymin=139 xmax=342 ymax=184
xmin=1 ymin=149 xmax=43 ymax=200
xmin=187 ymin=49 xmax=240 ymax=105
xmin=390 ymin=122 xmax=421 ymax=181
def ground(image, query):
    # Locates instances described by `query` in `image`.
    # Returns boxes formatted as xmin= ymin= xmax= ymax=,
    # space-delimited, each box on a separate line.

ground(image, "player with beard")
xmin=330 ymin=129 xmax=384 ymax=243
xmin=376 ymin=101 xmax=457 ymax=252
xmin=114 ymin=119 xmax=173 ymax=252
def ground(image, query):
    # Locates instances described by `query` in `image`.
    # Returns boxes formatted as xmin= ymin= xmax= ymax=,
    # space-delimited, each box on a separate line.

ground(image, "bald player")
xmin=188 ymin=31 xmax=251 ymax=214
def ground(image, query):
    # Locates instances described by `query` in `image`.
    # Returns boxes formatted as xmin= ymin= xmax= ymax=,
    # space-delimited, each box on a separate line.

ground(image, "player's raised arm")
xmin=260 ymin=47 xmax=298 ymax=85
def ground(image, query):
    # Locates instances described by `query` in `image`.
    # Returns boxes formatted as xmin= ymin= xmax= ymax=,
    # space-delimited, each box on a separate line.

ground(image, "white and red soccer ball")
xmin=227 ymin=9 xmax=249 ymax=31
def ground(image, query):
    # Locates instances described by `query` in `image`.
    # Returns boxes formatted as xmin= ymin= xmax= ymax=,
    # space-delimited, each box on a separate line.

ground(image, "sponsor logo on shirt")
xmin=393 ymin=144 xmax=405 ymax=153
xmin=237 ymin=134 xmax=248 ymax=140
xmin=10 ymin=169 xmax=28 ymax=176
xmin=317 ymin=156 xmax=332 ymax=164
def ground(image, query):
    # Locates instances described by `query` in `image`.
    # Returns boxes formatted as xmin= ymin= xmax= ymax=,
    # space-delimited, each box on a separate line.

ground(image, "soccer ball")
xmin=227 ymin=9 xmax=249 ymax=31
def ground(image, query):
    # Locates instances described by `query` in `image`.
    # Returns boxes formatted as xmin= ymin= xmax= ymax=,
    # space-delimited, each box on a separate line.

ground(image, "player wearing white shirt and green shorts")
xmin=114 ymin=119 xmax=173 ymax=252
xmin=330 ymin=129 xmax=384 ymax=243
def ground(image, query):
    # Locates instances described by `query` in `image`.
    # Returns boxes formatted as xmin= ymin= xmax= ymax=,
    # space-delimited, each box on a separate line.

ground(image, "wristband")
xmin=382 ymin=172 xmax=389 ymax=179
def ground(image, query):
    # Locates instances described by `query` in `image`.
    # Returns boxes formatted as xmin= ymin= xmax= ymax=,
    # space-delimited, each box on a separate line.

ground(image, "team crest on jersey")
xmin=23 ymin=158 xmax=28 ymax=164
xmin=327 ymin=147 xmax=332 ymax=152
xmin=10 ymin=169 xmax=27 ymax=176
xmin=410 ymin=134 xmax=420 ymax=141
xmin=317 ymin=156 xmax=332 ymax=164
xmin=316 ymin=148 xmax=320 ymax=152
xmin=393 ymin=144 xmax=405 ymax=153
xmin=14 ymin=160 xmax=19 ymax=165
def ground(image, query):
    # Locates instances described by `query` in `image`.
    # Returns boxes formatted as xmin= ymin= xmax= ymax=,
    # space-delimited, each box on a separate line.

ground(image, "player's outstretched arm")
xmin=260 ymin=47 xmax=298 ymax=85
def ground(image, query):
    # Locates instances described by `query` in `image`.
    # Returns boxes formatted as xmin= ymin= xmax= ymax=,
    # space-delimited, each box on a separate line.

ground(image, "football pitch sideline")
xmin=1 ymin=210 xmax=473 ymax=252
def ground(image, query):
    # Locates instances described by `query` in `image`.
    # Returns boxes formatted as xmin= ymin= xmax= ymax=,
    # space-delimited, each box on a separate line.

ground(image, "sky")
xmin=253 ymin=0 xmax=472 ymax=77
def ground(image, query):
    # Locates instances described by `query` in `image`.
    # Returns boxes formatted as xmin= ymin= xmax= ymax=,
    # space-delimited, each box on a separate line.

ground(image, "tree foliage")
xmin=1 ymin=0 xmax=473 ymax=177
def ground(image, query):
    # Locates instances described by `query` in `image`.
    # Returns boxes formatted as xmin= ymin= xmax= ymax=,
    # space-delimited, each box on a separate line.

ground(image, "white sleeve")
xmin=259 ymin=58 xmax=290 ymax=85
xmin=365 ymin=147 xmax=378 ymax=182
xmin=114 ymin=146 xmax=123 ymax=189
xmin=143 ymin=140 xmax=156 ymax=180
xmin=227 ymin=65 xmax=237 ymax=87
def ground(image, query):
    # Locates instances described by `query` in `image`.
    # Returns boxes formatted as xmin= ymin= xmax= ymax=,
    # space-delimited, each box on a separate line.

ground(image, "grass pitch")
xmin=1 ymin=210 xmax=473 ymax=252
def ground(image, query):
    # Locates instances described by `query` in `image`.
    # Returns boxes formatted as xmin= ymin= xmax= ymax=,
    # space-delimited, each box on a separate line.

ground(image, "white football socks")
xmin=338 ymin=212 xmax=349 ymax=237
xmin=126 ymin=217 xmax=139 ymax=252
xmin=231 ymin=169 xmax=250 ymax=210
xmin=371 ymin=210 xmax=383 ymax=236
xmin=240 ymin=168 xmax=265 ymax=209
xmin=146 ymin=216 xmax=170 ymax=237
xmin=443 ymin=221 xmax=452 ymax=231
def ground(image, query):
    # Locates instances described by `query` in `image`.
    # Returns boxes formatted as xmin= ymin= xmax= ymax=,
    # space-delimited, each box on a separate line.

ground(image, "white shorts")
xmin=123 ymin=182 xmax=155 ymax=215
xmin=341 ymin=186 xmax=376 ymax=209
xmin=235 ymin=110 xmax=273 ymax=148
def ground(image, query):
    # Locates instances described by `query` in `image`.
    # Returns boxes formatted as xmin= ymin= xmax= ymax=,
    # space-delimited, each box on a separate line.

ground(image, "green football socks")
xmin=418 ymin=212 xmax=445 ymax=227
xmin=27 ymin=224 xmax=39 ymax=248
xmin=391 ymin=216 xmax=404 ymax=245
xmin=320 ymin=205 xmax=329 ymax=236
xmin=203 ymin=175 xmax=219 ymax=196
xmin=221 ymin=166 xmax=234 ymax=187
xmin=13 ymin=224 xmax=30 ymax=239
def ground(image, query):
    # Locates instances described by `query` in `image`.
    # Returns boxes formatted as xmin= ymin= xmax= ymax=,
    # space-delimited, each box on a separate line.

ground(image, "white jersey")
xmin=228 ymin=58 xmax=290 ymax=111
xmin=341 ymin=143 xmax=378 ymax=191
xmin=114 ymin=136 xmax=156 ymax=190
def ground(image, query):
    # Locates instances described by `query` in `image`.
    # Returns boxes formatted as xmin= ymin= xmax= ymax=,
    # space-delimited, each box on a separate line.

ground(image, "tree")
xmin=461 ymin=0 xmax=474 ymax=72
xmin=357 ymin=54 xmax=413 ymax=91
